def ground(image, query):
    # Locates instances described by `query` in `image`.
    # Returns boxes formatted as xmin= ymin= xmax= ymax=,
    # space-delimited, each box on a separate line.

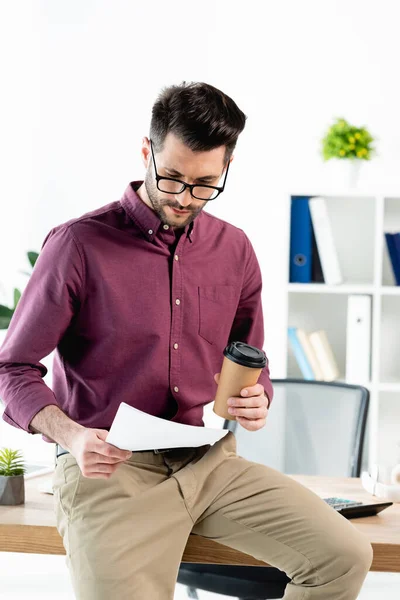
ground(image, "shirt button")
xmin=174 ymin=386 xmax=179 ymax=393
xmin=163 ymin=224 xmax=169 ymax=230
xmin=148 ymin=229 xmax=153 ymax=235
xmin=175 ymin=298 xmax=180 ymax=305
xmin=173 ymin=343 xmax=179 ymax=349
xmin=174 ymin=255 xmax=179 ymax=261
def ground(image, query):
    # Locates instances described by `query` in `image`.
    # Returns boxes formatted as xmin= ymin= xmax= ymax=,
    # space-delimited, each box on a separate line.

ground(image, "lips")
xmin=171 ymin=207 xmax=190 ymax=215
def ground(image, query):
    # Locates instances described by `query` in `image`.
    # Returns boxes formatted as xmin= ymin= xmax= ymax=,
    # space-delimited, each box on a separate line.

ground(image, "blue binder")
xmin=287 ymin=327 xmax=315 ymax=380
xmin=385 ymin=233 xmax=400 ymax=286
xmin=290 ymin=196 xmax=312 ymax=283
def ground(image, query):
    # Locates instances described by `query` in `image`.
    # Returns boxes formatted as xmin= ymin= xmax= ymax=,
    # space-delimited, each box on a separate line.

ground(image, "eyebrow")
xmin=165 ymin=167 xmax=219 ymax=183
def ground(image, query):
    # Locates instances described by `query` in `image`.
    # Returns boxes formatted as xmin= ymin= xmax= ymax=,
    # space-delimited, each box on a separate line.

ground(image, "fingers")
xmin=86 ymin=451 xmax=131 ymax=465
xmin=72 ymin=429 xmax=133 ymax=479
xmin=241 ymin=383 xmax=264 ymax=397
xmin=92 ymin=440 xmax=132 ymax=461
xmin=80 ymin=458 xmax=126 ymax=479
xmin=80 ymin=443 xmax=132 ymax=479
xmin=228 ymin=405 xmax=268 ymax=419
xmin=237 ymin=416 xmax=266 ymax=432
xmin=228 ymin=393 xmax=268 ymax=409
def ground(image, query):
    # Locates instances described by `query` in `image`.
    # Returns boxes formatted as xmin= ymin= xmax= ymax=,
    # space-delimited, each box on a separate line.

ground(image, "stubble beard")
xmin=144 ymin=169 xmax=203 ymax=229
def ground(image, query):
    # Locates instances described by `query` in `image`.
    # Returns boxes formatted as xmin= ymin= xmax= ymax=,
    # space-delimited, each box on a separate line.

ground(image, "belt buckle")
xmin=154 ymin=448 xmax=171 ymax=454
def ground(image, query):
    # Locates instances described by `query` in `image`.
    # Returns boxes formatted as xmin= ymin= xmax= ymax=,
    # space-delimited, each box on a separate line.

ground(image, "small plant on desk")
xmin=0 ymin=447 xmax=26 ymax=506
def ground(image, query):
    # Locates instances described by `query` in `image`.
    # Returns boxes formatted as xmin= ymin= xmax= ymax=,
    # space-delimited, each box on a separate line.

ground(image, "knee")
xmin=338 ymin=532 xmax=373 ymax=577
xmin=357 ymin=538 xmax=374 ymax=573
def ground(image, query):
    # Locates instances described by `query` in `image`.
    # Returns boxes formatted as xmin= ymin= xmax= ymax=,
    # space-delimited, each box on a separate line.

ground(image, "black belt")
xmin=55 ymin=443 xmax=173 ymax=459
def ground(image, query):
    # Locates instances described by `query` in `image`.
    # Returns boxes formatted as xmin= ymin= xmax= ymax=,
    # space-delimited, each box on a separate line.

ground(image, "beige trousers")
xmin=52 ymin=430 xmax=373 ymax=600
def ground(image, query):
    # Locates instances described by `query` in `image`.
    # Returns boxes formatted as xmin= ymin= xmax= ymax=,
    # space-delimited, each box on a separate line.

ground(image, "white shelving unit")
xmin=285 ymin=192 xmax=400 ymax=476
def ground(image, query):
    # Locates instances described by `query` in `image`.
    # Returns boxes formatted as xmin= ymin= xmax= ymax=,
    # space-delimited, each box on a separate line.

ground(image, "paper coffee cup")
xmin=213 ymin=341 xmax=267 ymax=420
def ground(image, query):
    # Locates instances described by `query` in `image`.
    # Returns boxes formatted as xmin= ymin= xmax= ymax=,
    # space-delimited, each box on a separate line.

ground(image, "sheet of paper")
xmin=106 ymin=402 xmax=229 ymax=451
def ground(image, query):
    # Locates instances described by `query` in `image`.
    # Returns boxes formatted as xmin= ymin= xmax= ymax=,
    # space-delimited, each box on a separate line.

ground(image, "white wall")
xmin=2 ymin=0 xmax=400 ymax=458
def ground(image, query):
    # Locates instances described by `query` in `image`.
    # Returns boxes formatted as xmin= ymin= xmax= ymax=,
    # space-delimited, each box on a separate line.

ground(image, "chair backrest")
xmin=224 ymin=379 xmax=369 ymax=477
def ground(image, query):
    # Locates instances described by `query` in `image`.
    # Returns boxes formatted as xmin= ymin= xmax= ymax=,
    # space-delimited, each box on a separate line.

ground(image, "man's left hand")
xmin=214 ymin=373 xmax=270 ymax=431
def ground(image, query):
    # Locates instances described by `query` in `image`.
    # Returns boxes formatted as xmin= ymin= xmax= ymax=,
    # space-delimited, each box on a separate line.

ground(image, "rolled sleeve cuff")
xmin=2 ymin=389 xmax=58 ymax=434
xmin=259 ymin=369 xmax=273 ymax=408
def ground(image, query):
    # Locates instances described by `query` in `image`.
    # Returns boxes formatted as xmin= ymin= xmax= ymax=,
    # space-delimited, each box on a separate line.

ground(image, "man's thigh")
xmin=52 ymin=453 xmax=194 ymax=600
xmin=181 ymin=432 xmax=372 ymax=588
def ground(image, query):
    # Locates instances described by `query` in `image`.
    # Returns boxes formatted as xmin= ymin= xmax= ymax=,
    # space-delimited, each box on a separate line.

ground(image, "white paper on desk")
xmin=106 ymin=402 xmax=229 ymax=451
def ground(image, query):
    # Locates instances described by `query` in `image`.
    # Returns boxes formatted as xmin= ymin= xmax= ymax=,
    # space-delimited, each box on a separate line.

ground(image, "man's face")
xmin=142 ymin=132 xmax=228 ymax=230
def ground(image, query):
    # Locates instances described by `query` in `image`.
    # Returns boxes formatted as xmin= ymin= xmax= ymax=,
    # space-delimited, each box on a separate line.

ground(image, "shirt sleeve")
xmin=228 ymin=232 xmax=273 ymax=407
xmin=0 ymin=225 xmax=84 ymax=433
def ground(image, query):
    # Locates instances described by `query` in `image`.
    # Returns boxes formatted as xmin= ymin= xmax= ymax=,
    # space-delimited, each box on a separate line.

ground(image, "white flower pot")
xmin=347 ymin=159 xmax=363 ymax=189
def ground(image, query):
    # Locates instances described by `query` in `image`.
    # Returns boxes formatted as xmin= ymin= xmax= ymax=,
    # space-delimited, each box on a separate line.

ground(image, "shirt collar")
xmin=120 ymin=181 xmax=195 ymax=243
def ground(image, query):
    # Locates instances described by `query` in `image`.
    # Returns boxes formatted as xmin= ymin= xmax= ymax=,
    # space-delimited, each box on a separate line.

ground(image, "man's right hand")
xmin=68 ymin=428 xmax=132 ymax=479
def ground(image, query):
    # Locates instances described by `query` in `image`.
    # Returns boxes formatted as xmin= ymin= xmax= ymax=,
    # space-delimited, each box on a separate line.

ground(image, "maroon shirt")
xmin=0 ymin=182 xmax=273 ymax=443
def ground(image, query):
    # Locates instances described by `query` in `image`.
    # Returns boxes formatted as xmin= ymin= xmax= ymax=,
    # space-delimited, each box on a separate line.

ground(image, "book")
xmin=287 ymin=327 xmax=315 ymax=379
xmin=296 ymin=328 xmax=324 ymax=380
xmin=389 ymin=233 xmax=400 ymax=285
xmin=309 ymin=330 xmax=340 ymax=381
xmin=311 ymin=221 xmax=325 ymax=283
xmin=309 ymin=197 xmax=343 ymax=285
xmin=289 ymin=196 xmax=313 ymax=283
xmin=346 ymin=295 xmax=371 ymax=383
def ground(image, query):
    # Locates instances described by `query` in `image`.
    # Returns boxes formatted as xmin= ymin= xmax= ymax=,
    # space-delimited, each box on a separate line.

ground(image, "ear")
xmin=223 ymin=154 xmax=234 ymax=174
xmin=141 ymin=137 xmax=151 ymax=169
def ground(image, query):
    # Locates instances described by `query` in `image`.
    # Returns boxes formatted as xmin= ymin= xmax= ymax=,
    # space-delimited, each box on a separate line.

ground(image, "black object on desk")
xmin=324 ymin=497 xmax=393 ymax=519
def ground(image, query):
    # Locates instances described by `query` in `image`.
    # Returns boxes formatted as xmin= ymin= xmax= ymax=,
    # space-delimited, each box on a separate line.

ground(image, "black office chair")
xmin=177 ymin=378 xmax=370 ymax=599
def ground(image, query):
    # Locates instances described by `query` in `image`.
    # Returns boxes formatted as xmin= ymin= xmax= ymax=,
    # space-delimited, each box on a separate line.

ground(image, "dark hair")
xmin=149 ymin=81 xmax=247 ymax=163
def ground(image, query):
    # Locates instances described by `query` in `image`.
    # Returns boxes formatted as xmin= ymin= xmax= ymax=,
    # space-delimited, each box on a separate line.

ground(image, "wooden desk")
xmin=0 ymin=474 xmax=398 ymax=572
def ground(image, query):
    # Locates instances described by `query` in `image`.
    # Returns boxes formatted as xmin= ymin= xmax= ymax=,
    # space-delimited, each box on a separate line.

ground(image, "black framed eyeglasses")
xmin=149 ymin=139 xmax=230 ymax=201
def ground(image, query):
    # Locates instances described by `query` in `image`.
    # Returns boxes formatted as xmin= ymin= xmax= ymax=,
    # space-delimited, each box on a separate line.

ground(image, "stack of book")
xmin=288 ymin=295 xmax=372 ymax=383
xmin=385 ymin=233 xmax=400 ymax=285
xmin=289 ymin=196 xmax=343 ymax=285
xmin=288 ymin=328 xmax=340 ymax=381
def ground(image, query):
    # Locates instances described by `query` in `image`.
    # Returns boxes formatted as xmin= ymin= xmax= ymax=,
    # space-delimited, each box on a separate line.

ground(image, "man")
xmin=0 ymin=82 xmax=372 ymax=599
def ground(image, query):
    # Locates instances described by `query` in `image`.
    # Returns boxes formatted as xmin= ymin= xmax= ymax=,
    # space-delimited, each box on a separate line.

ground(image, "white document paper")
xmin=106 ymin=402 xmax=229 ymax=451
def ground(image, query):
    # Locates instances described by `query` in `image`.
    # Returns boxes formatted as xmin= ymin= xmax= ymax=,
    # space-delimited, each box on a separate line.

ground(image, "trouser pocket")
xmin=52 ymin=455 xmax=82 ymax=525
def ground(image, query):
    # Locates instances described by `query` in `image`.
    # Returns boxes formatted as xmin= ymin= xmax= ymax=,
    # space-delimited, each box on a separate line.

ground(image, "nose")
xmin=174 ymin=188 xmax=192 ymax=208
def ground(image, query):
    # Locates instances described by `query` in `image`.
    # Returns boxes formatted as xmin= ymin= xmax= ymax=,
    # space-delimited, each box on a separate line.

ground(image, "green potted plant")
xmin=321 ymin=117 xmax=375 ymax=187
xmin=0 ymin=447 xmax=26 ymax=505
xmin=0 ymin=251 xmax=38 ymax=330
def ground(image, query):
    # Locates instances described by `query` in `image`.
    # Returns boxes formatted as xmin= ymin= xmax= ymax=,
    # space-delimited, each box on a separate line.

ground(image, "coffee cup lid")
xmin=223 ymin=341 xmax=267 ymax=368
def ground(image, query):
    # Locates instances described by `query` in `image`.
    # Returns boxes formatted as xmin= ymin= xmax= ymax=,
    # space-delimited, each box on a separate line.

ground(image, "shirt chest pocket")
xmin=198 ymin=285 xmax=238 ymax=345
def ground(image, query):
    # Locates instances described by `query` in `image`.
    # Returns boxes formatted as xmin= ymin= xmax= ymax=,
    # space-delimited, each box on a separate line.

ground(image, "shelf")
xmin=292 ymin=190 xmax=400 ymax=198
xmin=378 ymin=382 xmax=400 ymax=392
xmin=286 ymin=192 xmax=400 ymax=469
xmin=288 ymin=283 xmax=375 ymax=294
xmin=380 ymin=286 xmax=400 ymax=295
xmin=290 ymin=187 xmax=384 ymax=198
xmin=288 ymin=283 xmax=400 ymax=295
